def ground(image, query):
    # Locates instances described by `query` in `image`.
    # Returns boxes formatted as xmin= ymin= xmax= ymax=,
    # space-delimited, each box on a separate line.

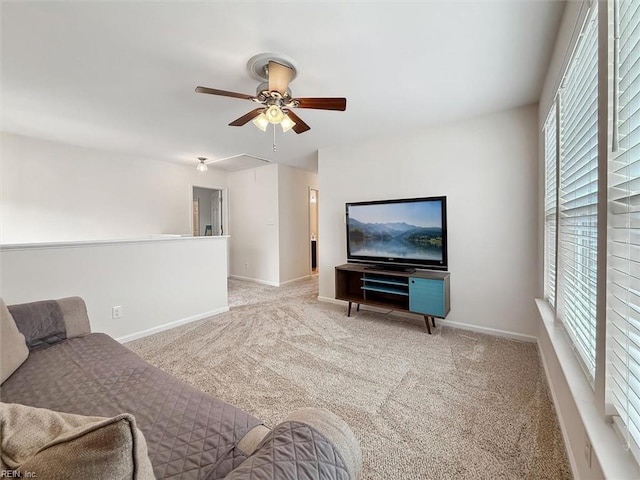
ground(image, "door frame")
xmin=190 ymin=185 xmax=228 ymax=236
xmin=309 ymin=187 xmax=319 ymax=275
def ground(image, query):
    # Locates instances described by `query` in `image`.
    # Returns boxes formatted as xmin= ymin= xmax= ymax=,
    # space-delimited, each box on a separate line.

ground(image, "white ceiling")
xmin=1 ymin=1 xmax=565 ymax=172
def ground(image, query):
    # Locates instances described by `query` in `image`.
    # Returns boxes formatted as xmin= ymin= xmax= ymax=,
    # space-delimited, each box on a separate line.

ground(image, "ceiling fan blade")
xmin=285 ymin=110 xmax=311 ymax=134
xmin=294 ymin=97 xmax=347 ymax=111
xmin=195 ymin=86 xmax=255 ymax=100
xmin=229 ymin=108 xmax=264 ymax=126
xmin=268 ymin=61 xmax=294 ymax=95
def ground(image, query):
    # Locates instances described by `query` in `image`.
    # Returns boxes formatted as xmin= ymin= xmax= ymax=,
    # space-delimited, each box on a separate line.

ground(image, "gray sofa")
xmin=0 ymin=297 xmax=362 ymax=480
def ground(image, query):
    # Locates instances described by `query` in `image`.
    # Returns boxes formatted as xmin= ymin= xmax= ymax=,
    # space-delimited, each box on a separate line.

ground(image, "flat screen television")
xmin=345 ymin=196 xmax=447 ymax=271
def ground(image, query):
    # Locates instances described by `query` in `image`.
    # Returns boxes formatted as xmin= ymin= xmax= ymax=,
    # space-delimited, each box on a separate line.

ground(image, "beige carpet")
xmin=127 ymin=276 xmax=571 ymax=479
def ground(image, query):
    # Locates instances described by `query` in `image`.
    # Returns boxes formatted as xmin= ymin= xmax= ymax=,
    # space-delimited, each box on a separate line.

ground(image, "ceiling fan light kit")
xmin=195 ymin=52 xmax=347 ymax=140
xmin=251 ymin=109 xmax=296 ymax=133
xmin=280 ymin=114 xmax=296 ymax=133
xmin=265 ymin=105 xmax=285 ymax=124
xmin=252 ymin=113 xmax=269 ymax=132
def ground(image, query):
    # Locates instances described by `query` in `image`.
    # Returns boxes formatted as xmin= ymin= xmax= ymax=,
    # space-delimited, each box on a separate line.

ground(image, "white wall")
xmin=227 ymin=163 xmax=318 ymax=286
xmin=318 ymin=104 xmax=539 ymax=338
xmin=1 ymin=133 xmax=227 ymax=243
xmin=278 ymin=165 xmax=318 ymax=284
xmin=0 ymin=237 xmax=229 ymax=341
xmin=228 ymin=164 xmax=280 ymax=285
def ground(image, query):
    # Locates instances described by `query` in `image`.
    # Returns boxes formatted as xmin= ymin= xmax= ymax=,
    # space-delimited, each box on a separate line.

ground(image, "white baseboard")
xmin=229 ymin=274 xmax=312 ymax=287
xmin=317 ymin=296 xmax=536 ymax=342
xmin=229 ymin=275 xmax=279 ymax=287
xmin=436 ymin=318 xmax=537 ymax=343
xmin=116 ymin=306 xmax=229 ymax=343
xmin=280 ymin=275 xmax=311 ymax=286
xmin=318 ymin=295 xmax=346 ymax=305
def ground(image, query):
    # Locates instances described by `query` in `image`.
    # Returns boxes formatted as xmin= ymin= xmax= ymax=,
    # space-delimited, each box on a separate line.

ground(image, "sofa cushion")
xmin=0 ymin=298 xmax=29 ymax=383
xmin=8 ymin=300 xmax=67 ymax=350
xmin=0 ymin=402 xmax=155 ymax=480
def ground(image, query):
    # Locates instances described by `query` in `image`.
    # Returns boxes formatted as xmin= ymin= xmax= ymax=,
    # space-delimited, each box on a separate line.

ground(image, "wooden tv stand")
xmin=335 ymin=263 xmax=450 ymax=334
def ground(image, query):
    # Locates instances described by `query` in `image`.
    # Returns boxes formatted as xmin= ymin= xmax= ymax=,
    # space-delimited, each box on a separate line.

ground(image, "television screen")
xmin=346 ymin=196 xmax=447 ymax=270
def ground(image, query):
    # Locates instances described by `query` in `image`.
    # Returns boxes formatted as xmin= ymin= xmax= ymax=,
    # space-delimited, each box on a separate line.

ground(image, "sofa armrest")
xmin=8 ymin=297 xmax=91 ymax=350
xmin=56 ymin=297 xmax=91 ymax=338
xmin=279 ymin=408 xmax=362 ymax=479
xmin=226 ymin=408 xmax=362 ymax=480
xmin=236 ymin=424 xmax=270 ymax=456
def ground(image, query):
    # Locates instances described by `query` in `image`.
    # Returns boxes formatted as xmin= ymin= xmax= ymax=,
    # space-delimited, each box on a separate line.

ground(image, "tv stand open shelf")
xmin=335 ymin=263 xmax=450 ymax=334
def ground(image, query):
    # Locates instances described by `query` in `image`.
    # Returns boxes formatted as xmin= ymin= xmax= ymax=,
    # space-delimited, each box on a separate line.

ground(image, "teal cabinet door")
xmin=409 ymin=278 xmax=445 ymax=317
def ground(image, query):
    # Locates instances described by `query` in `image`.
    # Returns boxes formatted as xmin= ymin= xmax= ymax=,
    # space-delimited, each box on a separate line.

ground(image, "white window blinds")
xmin=608 ymin=0 xmax=640 ymax=458
xmin=557 ymin=4 xmax=599 ymax=381
xmin=545 ymin=104 xmax=558 ymax=308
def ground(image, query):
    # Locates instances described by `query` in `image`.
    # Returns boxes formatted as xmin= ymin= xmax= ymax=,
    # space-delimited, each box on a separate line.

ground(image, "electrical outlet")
xmin=584 ymin=436 xmax=592 ymax=468
xmin=112 ymin=306 xmax=123 ymax=319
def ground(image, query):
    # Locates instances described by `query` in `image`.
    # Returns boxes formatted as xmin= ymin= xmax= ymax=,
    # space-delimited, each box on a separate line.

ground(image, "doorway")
xmin=192 ymin=187 xmax=224 ymax=236
xmin=309 ymin=189 xmax=319 ymax=274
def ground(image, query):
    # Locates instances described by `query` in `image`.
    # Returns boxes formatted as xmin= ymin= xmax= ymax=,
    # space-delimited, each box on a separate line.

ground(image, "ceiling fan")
xmin=195 ymin=54 xmax=346 ymax=135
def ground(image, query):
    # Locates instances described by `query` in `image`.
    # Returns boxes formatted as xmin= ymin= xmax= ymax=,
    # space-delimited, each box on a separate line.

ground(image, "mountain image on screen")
xmin=348 ymin=218 xmax=443 ymax=261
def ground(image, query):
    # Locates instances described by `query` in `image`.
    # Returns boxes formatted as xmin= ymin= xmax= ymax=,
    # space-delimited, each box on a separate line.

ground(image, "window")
xmin=544 ymin=104 xmax=558 ymax=308
xmin=607 ymin=0 xmax=640 ymax=460
xmin=557 ymin=4 xmax=599 ymax=381
xmin=542 ymin=0 xmax=640 ymax=468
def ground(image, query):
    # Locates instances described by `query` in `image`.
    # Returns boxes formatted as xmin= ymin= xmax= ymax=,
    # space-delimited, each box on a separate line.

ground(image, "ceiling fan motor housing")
xmin=256 ymin=82 xmax=292 ymax=99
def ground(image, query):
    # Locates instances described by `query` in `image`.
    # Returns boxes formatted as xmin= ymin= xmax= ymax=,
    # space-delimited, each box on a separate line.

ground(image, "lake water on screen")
xmin=350 ymin=238 xmax=442 ymax=260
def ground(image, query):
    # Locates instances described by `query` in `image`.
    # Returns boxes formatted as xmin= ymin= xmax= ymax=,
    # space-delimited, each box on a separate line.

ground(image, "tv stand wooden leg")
xmin=432 ymin=316 xmax=436 ymax=327
xmin=348 ymin=301 xmax=352 ymax=317
xmin=424 ymin=316 xmax=432 ymax=335
xmin=356 ymin=303 xmax=360 ymax=312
